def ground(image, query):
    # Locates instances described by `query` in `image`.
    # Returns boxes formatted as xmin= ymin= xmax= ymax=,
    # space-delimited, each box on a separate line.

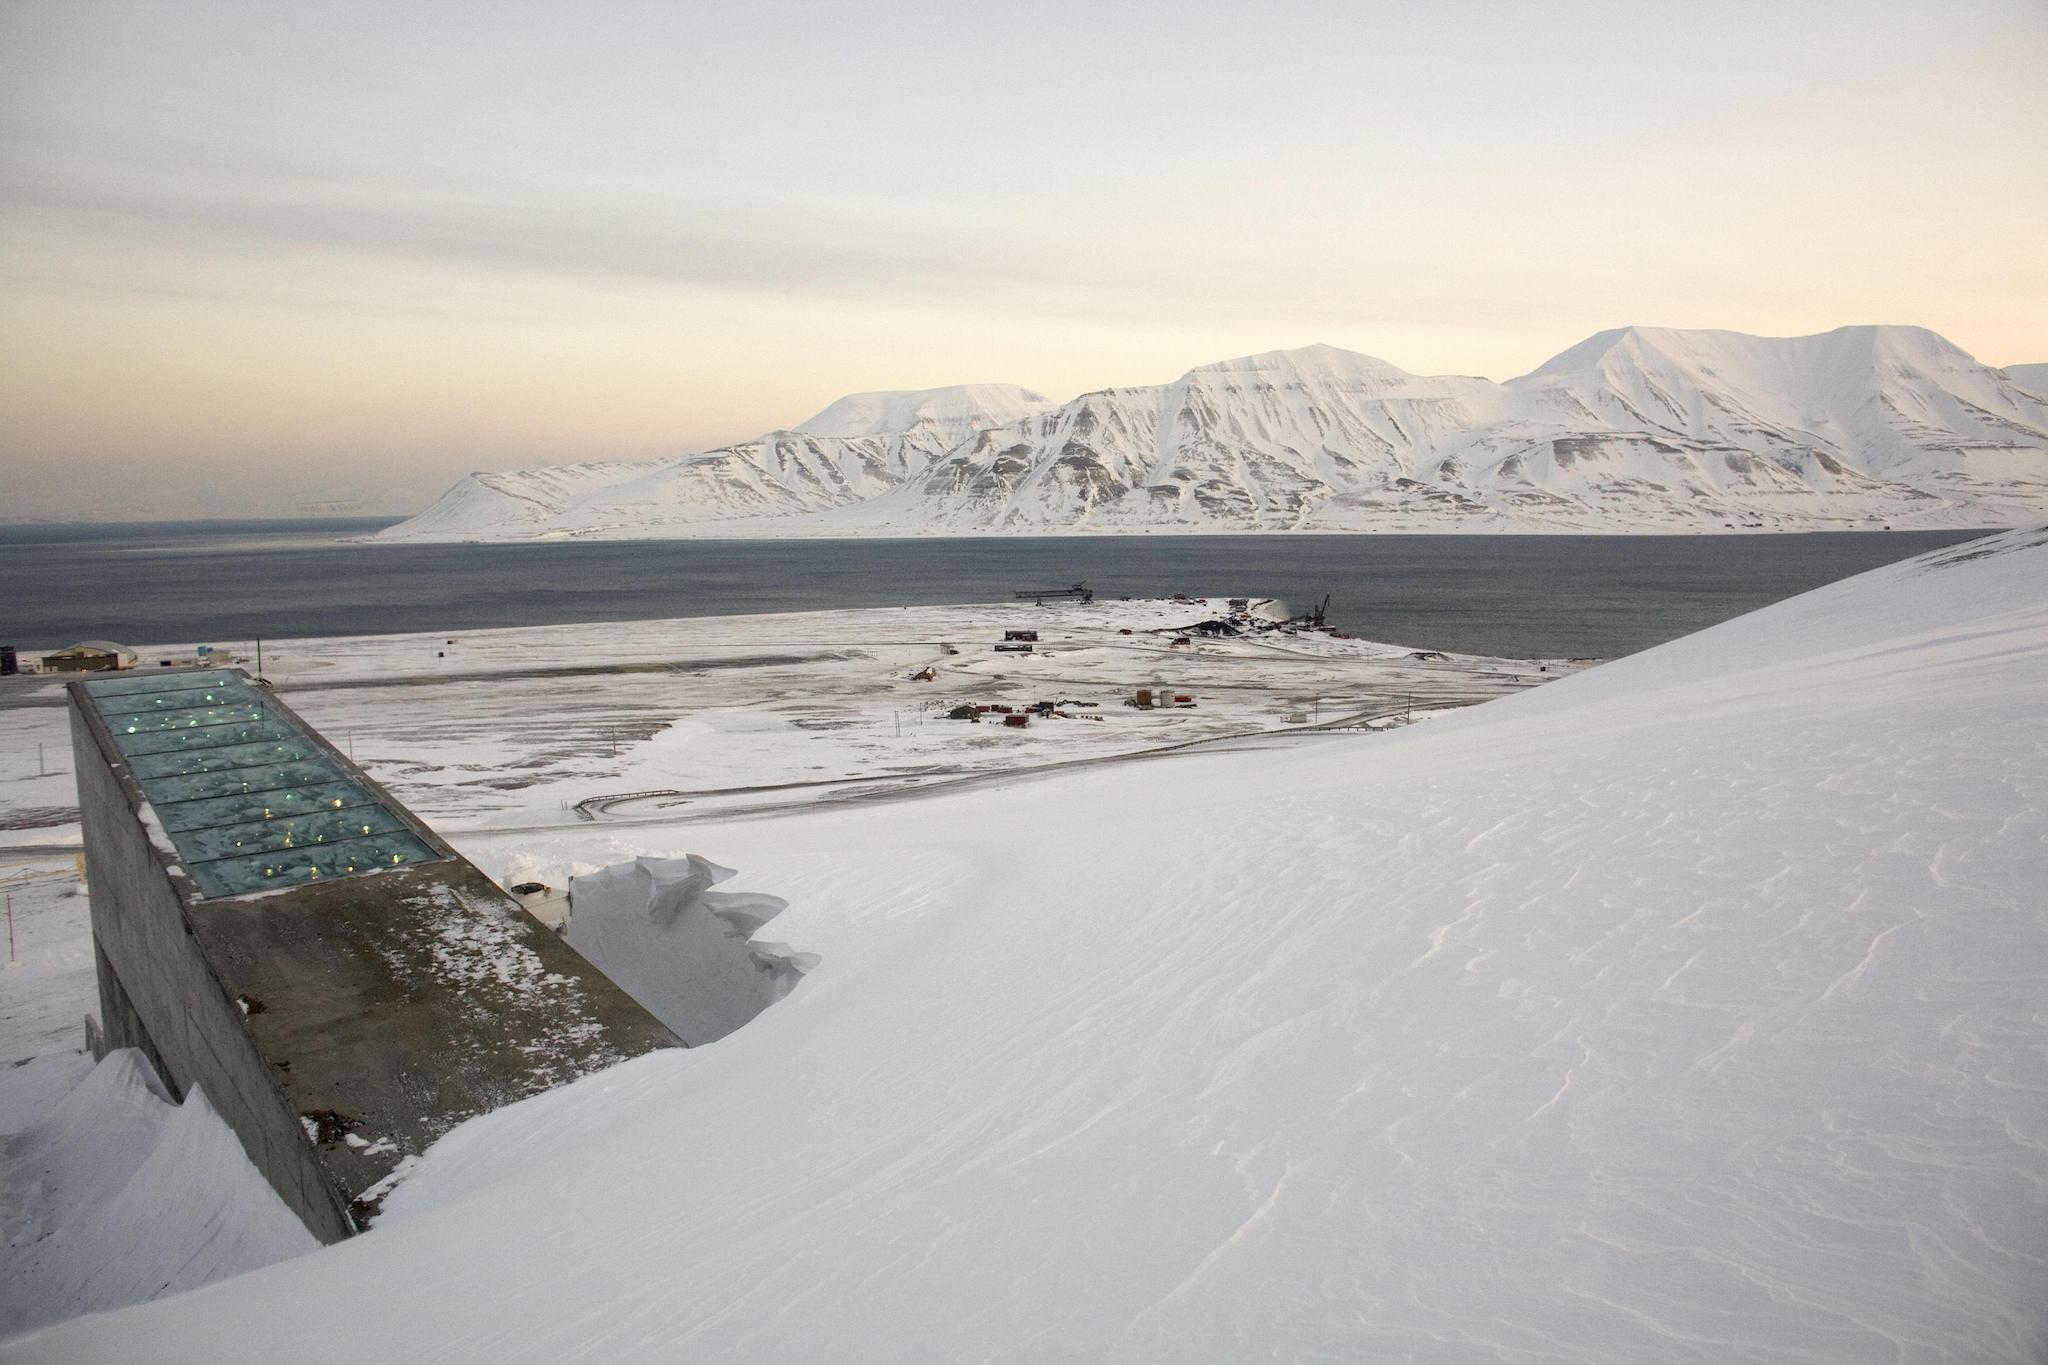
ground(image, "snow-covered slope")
xmin=380 ymin=327 xmax=2048 ymax=540
xmin=885 ymin=326 xmax=2048 ymax=533
xmin=2006 ymin=361 xmax=2048 ymax=396
xmin=385 ymin=457 xmax=678 ymax=540
xmin=16 ymin=528 xmax=2045 ymax=1362
xmin=0 ymin=1051 xmax=316 ymax=1335
xmin=887 ymin=343 xmax=1517 ymax=530
xmin=1501 ymin=326 xmax=2048 ymax=524
xmin=793 ymin=383 xmax=1052 ymax=442
xmin=390 ymin=386 xmax=1053 ymax=539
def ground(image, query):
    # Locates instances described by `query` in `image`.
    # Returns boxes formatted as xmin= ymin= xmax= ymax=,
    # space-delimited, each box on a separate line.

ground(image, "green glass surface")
xmin=153 ymin=779 xmax=375 ymax=834
xmin=187 ymin=830 xmax=440 ymax=898
xmin=113 ymin=716 xmax=299 ymax=758
xmin=125 ymin=736 xmax=325 ymax=781
xmin=176 ymin=804 xmax=409 ymax=863
xmin=141 ymin=757 xmax=348 ymax=806
xmin=80 ymin=673 xmax=447 ymax=898
xmin=101 ymin=700 xmax=271 ymax=736
xmin=100 ymin=683 xmax=250 ymax=712
xmin=76 ymin=670 xmax=240 ymax=698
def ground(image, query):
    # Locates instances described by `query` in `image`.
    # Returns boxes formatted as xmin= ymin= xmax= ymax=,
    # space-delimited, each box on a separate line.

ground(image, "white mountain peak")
xmin=793 ymin=383 xmax=1054 ymax=442
xmin=1181 ymin=342 xmax=1433 ymax=395
xmin=383 ymin=325 xmax=2048 ymax=542
xmin=1514 ymin=323 xmax=1973 ymax=386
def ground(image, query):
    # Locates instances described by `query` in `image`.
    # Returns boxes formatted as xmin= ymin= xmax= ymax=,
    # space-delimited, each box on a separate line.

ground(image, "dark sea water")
xmin=0 ymin=519 xmax=1994 ymax=660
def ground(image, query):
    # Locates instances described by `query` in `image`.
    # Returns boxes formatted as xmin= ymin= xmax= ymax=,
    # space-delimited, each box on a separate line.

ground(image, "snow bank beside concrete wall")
xmin=566 ymin=856 xmax=815 ymax=1046
xmin=0 ymin=1050 xmax=316 ymax=1336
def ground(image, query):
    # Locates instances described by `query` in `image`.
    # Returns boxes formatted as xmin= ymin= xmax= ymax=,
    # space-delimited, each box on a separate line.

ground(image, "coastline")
xmin=0 ymin=594 xmax=1582 ymax=855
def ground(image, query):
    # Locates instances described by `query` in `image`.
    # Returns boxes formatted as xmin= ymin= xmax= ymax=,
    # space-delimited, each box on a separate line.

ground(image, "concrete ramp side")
xmin=69 ymin=669 xmax=680 ymax=1242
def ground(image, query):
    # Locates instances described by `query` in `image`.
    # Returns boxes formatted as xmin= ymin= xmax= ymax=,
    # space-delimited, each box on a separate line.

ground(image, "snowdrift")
xmin=9 ymin=529 xmax=2046 ymax=1362
xmin=565 ymin=855 xmax=814 ymax=1046
xmin=0 ymin=1051 xmax=316 ymax=1335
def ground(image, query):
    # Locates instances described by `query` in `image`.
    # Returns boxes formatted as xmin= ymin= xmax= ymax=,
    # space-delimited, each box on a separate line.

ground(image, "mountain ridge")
xmin=382 ymin=326 xmax=2048 ymax=540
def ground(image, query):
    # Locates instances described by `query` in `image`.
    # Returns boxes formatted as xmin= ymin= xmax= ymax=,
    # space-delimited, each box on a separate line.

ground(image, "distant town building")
xmin=42 ymin=640 xmax=139 ymax=672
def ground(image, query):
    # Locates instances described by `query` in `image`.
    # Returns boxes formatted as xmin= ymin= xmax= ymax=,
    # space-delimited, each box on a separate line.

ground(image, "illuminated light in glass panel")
xmin=79 ymin=673 xmax=445 ymax=899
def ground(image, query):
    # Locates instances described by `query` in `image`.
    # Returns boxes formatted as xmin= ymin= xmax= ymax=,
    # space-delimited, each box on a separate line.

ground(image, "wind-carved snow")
xmin=11 ymin=529 xmax=2047 ymax=1363
xmin=381 ymin=327 xmax=2048 ymax=540
xmin=565 ymin=855 xmax=814 ymax=1046
xmin=0 ymin=1051 xmax=316 ymax=1336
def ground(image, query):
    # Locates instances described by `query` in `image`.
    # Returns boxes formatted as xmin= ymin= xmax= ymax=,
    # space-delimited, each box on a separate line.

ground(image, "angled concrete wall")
xmin=71 ymin=673 xmax=682 ymax=1243
xmin=72 ymin=702 xmax=356 ymax=1240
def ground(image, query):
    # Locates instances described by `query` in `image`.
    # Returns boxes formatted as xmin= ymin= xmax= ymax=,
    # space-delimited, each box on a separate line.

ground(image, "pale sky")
xmin=2 ymin=0 xmax=2044 ymax=519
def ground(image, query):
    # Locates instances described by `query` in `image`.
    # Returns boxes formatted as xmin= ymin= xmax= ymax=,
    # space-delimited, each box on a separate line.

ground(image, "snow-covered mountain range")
xmin=382 ymin=327 xmax=2048 ymax=540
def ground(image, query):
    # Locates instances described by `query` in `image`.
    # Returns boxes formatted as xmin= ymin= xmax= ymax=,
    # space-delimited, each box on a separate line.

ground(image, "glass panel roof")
xmin=125 ymin=735 xmax=327 ymax=780
xmin=154 ymin=779 xmax=376 ymax=834
xmin=176 ymin=804 xmax=411 ymax=864
xmin=187 ymin=831 xmax=439 ymax=899
xmin=114 ymin=716 xmax=301 ymax=757
xmin=78 ymin=669 xmax=241 ymax=698
xmin=81 ymin=671 xmax=445 ymax=898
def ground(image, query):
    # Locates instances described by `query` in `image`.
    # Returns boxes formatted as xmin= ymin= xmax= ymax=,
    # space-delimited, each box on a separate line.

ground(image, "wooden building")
xmin=41 ymin=640 xmax=139 ymax=673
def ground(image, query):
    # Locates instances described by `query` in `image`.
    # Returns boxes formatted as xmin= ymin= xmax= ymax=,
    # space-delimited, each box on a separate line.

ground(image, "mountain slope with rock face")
xmin=388 ymin=385 xmax=1054 ymax=539
xmin=380 ymin=327 xmax=2048 ymax=540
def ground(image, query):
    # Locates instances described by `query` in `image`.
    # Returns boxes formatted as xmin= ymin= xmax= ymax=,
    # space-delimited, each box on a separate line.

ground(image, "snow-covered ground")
xmin=0 ymin=596 xmax=1570 ymax=851
xmin=5 ymin=531 xmax=2046 ymax=1360
xmin=0 ymin=852 xmax=319 ymax=1336
xmin=0 ymin=1052 xmax=316 ymax=1336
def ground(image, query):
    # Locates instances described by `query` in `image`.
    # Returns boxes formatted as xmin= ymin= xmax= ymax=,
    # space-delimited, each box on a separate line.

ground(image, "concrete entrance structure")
xmin=69 ymin=668 xmax=680 ymax=1243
